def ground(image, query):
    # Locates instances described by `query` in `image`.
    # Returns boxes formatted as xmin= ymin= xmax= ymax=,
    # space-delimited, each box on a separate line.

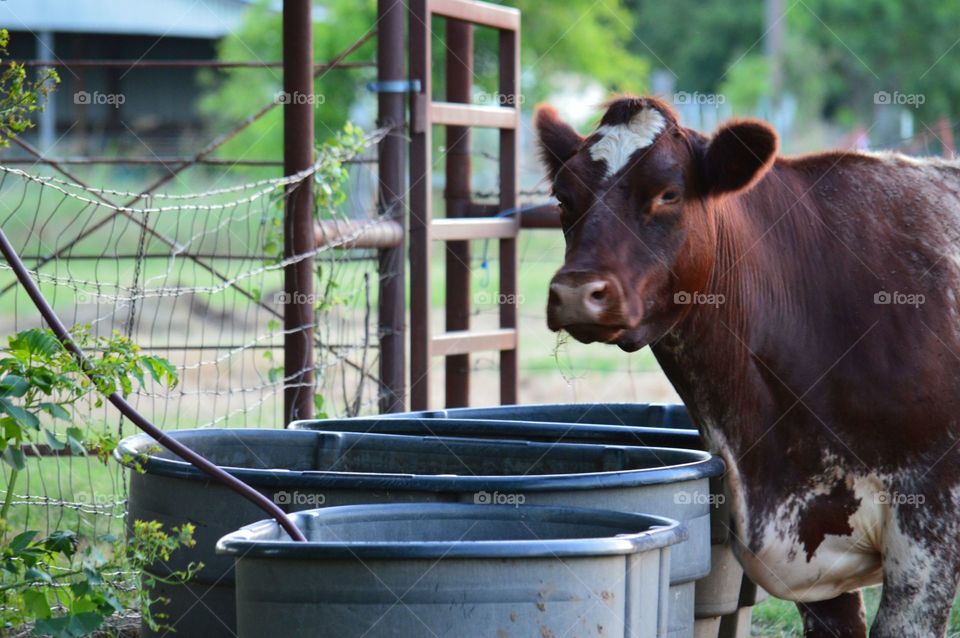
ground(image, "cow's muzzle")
xmin=547 ymin=270 xmax=629 ymax=341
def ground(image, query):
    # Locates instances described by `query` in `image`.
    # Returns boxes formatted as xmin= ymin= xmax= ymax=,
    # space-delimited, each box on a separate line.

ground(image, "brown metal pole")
xmin=498 ymin=27 xmax=520 ymax=405
xmin=283 ymin=0 xmax=315 ymax=424
xmin=444 ymin=20 xmax=473 ymax=408
xmin=377 ymin=0 xmax=407 ymax=413
xmin=408 ymin=0 xmax=432 ymax=411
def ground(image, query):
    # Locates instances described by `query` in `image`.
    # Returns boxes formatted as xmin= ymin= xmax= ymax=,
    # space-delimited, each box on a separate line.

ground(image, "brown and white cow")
xmin=537 ymin=96 xmax=960 ymax=637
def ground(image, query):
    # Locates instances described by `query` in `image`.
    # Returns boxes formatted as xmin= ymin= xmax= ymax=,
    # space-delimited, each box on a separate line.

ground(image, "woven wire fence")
xmin=0 ymin=127 xmax=391 ymax=547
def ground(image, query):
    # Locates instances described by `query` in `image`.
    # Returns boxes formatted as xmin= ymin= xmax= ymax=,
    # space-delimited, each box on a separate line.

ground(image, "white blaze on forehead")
xmin=589 ymin=107 xmax=667 ymax=179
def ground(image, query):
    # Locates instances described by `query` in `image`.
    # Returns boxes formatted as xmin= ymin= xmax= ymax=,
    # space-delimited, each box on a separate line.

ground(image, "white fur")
xmin=590 ymin=108 xmax=666 ymax=179
xmin=737 ymin=473 xmax=885 ymax=602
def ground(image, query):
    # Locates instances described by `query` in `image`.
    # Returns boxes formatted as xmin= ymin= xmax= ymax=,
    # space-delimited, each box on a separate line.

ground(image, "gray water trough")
xmin=117 ymin=428 xmax=721 ymax=637
xmin=292 ymin=403 xmax=764 ymax=638
xmin=216 ymin=503 xmax=686 ymax=638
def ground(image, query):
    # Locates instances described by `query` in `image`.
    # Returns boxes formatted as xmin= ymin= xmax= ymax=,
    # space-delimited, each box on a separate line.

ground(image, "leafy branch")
xmin=0 ymin=29 xmax=59 ymax=147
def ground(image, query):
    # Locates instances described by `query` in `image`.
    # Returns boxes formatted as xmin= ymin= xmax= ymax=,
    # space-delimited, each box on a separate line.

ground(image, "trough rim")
xmin=115 ymin=428 xmax=725 ymax=491
xmin=214 ymin=502 xmax=688 ymax=559
xmin=289 ymin=417 xmax=703 ymax=449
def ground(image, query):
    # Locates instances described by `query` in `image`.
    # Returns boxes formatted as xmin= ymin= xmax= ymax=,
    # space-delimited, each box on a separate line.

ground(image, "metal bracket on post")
xmin=410 ymin=91 xmax=428 ymax=134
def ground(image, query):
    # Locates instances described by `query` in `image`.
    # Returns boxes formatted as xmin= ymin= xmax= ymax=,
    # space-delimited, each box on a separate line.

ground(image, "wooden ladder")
xmin=408 ymin=0 xmax=521 ymax=410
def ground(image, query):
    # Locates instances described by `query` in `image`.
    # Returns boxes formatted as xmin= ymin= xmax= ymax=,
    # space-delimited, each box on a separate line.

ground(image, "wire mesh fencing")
xmin=0 ymin=126 xmax=392 ymax=546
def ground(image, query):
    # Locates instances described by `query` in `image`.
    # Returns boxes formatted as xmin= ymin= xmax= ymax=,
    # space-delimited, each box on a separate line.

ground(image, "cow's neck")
xmin=650 ymin=164 xmax=830 ymax=535
xmin=653 ymin=164 xmax=817 ymax=436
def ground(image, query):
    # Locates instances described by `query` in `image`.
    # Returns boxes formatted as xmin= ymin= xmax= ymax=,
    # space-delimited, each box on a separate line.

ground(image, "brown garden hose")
xmin=0 ymin=227 xmax=307 ymax=542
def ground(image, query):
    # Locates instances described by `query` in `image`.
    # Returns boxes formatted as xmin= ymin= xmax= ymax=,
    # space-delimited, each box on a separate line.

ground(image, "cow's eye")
xmin=659 ymin=190 xmax=680 ymax=204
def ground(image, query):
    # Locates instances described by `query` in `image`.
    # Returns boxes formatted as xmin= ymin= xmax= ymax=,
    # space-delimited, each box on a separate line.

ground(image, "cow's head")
xmin=537 ymin=96 xmax=778 ymax=351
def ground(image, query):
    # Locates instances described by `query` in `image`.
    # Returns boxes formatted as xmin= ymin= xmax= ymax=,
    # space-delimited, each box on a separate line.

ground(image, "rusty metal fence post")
xmin=408 ymin=0 xmax=432 ymax=410
xmin=377 ymin=0 xmax=408 ymax=413
xmin=444 ymin=19 xmax=474 ymax=407
xmin=498 ymin=23 xmax=520 ymax=404
xmin=283 ymin=0 xmax=316 ymax=423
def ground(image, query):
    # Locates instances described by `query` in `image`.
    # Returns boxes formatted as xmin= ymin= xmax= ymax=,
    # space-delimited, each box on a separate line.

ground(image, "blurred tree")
xmin=791 ymin=0 xmax=960 ymax=124
xmin=495 ymin=0 xmax=649 ymax=99
xmin=718 ymin=55 xmax=770 ymax=114
xmin=199 ymin=0 xmax=649 ymax=166
xmin=198 ymin=0 xmax=376 ymax=166
xmin=624 ymin=0 xmax=960 ymax=137
xmin=625 ymin=0 xmax=764 ymax=94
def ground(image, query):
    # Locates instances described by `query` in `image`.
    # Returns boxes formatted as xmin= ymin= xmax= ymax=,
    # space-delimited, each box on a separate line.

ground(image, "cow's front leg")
xmin=870 ymin=507 xmax=960 ymax=638
xmin=797 ymin=591 xmax=867 ymax=638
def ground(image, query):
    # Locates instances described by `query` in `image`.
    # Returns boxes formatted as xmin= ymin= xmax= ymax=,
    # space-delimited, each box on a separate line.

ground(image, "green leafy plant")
xmin=129 ymin=521 xmax=203 ymax=633
xmin=0 ymin=521 xmax=199 ymax=637
xmin=0 ymin=326 xmax=178 ymax=521
xmin=0 ymin=326 xmax=183 ymax=635
xmin=261 ymin=122 xmax=371 ymax=260
xmin=0 ymin=29 xmax=59 ymax=146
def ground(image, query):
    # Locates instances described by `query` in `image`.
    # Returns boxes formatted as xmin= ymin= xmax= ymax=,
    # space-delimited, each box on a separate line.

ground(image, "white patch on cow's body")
xmin=590 ymin=108 xmax=666 ymax=179
xmin=736 ymin=473 xmax=885 ymax=602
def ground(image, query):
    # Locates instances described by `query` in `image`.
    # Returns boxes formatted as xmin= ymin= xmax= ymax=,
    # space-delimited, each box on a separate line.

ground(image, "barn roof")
xmin=0 ymin=0 xmax=255 ymax=39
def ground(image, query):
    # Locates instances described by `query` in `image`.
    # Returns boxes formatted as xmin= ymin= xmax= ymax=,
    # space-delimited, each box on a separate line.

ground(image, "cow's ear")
xmin=535 ymin=104 xmax=582 ymax=180
xmin=702 ymin=119 xmax=778 ymax=196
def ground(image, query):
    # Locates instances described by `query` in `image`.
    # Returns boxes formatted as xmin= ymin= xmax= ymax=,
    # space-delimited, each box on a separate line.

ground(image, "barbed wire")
xmin=0 ymin=125 xmax=389 ymax=547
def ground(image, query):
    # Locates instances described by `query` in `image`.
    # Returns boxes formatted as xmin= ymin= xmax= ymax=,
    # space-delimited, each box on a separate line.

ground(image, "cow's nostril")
xmin=548 ymin=287 xmax=561 ymax=307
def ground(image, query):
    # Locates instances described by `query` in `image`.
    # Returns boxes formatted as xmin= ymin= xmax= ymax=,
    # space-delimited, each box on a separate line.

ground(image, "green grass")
xmin=1 ymin=453 xmax=126 ymax=539
xmin=752 ymin=587 xmax=960 ymax=636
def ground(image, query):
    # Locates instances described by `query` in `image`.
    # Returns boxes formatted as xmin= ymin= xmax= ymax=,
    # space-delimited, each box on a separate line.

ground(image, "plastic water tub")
xmin=216 ymin=503 xmax=686 ymax=638
xmin=293 ymin=404 xmax=761 ymax=638
xmin=117 ymin=428 xmax=721 ymax=637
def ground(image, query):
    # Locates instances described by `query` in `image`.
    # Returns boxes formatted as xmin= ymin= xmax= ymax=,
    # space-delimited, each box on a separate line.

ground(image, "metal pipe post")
xmin=283 ymin=0 xmax=316 ymax=424
xmin=444 ymin=20 xmax=473 ymax=407
xmin=377 ymin=0 xmax=408 ymax=413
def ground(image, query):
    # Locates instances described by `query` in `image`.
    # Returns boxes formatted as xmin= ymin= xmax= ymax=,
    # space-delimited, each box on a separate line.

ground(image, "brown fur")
xmin=538 ymin=96 xmax=960 ymax=636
